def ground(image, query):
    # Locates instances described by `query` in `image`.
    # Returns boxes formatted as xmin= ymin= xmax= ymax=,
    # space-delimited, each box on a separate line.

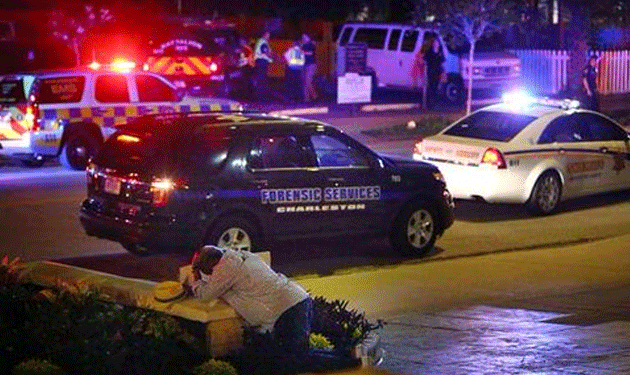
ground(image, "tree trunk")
xmin=565 ymin=2 xmax=589 ymax=97
xmin=466 ymin=42 xmax=475 ymax=115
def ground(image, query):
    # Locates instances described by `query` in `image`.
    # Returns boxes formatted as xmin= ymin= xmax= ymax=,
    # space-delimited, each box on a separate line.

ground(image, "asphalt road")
xmin=2 ymin=157 xmax=630 ymax=282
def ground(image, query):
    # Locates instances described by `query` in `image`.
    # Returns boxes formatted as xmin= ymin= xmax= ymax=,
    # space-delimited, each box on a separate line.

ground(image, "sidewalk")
xmin=296 ymin=232 xmax=630 ymax=375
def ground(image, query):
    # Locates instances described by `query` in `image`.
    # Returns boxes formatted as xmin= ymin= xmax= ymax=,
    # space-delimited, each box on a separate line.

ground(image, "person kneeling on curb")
xmin=184 ymin=246 xmax=313 ymax=358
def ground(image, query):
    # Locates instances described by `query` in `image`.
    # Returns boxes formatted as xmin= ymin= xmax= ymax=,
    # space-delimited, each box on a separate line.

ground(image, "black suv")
xmin=80 ymin=112 xmax=454 ymax=255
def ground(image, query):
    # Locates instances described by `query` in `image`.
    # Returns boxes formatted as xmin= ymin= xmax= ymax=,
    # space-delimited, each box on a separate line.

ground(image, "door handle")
xmin=600 ymin=147 xmax=608 ymax=153
xmin=328 ymin=177 xmax=345 ymax=182
xmin=252 ymin=179 xmax=268 ymax=186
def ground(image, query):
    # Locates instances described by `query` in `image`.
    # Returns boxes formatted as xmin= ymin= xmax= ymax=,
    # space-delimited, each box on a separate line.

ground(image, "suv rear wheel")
xmin=59 ymin=131 xmax=99 ymax=170
xmin=206 ymin=216 xmax=261 ymax=252
xmin=390 ymin=201 xmax=438 ymax=256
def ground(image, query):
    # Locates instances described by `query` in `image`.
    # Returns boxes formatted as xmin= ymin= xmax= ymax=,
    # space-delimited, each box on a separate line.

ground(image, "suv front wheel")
xmin=390 ymin=201 xmax=438 ymax=256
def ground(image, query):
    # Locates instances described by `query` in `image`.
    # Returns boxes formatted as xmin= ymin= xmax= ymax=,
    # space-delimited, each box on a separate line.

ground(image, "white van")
xmin=336 ymin=23 xmax=521 ymax=104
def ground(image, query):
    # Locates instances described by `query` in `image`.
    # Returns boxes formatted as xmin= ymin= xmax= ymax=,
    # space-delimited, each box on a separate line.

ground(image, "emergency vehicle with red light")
xmin=414 ymin=92 xmax=630 ymax=214
xmin=143 ymin=20 xmax=240 ymax=96
xmin=0 ymin=61 xmax=242 ymax=169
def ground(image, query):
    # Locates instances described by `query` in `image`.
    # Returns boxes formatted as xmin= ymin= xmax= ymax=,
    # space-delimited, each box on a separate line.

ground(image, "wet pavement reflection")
xmin=378 ymin=305 xmax=630 ymax=374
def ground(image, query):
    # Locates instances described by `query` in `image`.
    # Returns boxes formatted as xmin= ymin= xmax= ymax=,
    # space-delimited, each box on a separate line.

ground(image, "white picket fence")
xmin=512 ymin=49 xmax=630 ymax=95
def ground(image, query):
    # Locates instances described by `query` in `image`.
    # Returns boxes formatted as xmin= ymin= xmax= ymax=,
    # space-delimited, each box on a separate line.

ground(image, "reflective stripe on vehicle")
xmin=38 ymin=103 xmax=239 ymax=127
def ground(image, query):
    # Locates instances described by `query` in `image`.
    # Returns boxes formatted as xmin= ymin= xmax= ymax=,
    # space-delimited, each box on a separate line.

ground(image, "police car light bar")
xmin=502 ymin=91 xmax=580 ymax=110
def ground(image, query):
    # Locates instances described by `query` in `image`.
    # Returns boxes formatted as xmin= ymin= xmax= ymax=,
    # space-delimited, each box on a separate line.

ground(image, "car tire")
xmin=59 ymin=131 xmax=99 ymax=170
xmin=444 ymin=75 xmax=464 ymax=105
xmin=390 ymin=201 xmax=438 ymax=256
xmin=526 ymin=171 xmax=562 ymax=215
xmin=206 ymin=216 xmax=261 ymax=252
xmin=121 ymin=242 xmax=152 ymax=256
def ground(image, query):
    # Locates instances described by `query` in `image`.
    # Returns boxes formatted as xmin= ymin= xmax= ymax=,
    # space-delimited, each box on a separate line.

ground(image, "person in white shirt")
xmin=184 ymin=246 xmax=312 ymax=355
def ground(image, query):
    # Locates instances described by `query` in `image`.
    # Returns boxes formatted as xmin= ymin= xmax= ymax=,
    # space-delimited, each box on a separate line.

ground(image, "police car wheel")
xmin=526 ymin=171 xmax=562 ymax=215
xmin=59 ymin=132 xmax=99 ymax=170
xmin=207 ymin=217 xmax=261 ymax=252
xmin=391 ymin=202 xmax=437 ymax=255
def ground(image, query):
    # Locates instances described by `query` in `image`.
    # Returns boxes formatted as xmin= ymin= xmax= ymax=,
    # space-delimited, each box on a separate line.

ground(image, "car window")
xmin=0 ymin=79 xmax=27 ymax=103
xmin=178 ymin=125 xmax=232 ymax=173
xmin=310 ymin=134 xmax=369 ymax=168
xmin=400 ymin=30 xmax=419 ymax=52
xmin=338 ymin=27 xmax=353 ymax=46
xmin=95 ymin=74 xmax=130 ymax=103
xmin=35 ymin=76 xmax=85 ymax=104
xmin=135 ymin=75 xmax=178 ymax=102
xmin=387 ymin=29 xmax=401 ymax=50
xmin=583 ymin=113 xmax=628 ymax=141
xmin=352 ymin=28 xmax=387 ymax=49
xmin=249 ymin=135 xmax=313 ymax=170
xmin=539 ymin=114 xmax=593 ymax=143
xmin=444 ymin=111 xmax=537 ymax=142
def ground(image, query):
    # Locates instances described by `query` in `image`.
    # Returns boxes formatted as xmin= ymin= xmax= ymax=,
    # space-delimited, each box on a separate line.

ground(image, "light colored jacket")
xmin=191 ymin=249 xmax=308 ymax=332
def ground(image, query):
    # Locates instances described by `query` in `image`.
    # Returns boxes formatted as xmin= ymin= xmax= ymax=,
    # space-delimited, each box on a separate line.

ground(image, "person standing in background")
xmin=423 ymin=38 xmax=445 ymax=109
xmin=283 ymin=37 xmax=305 ymax=103
xmin=253 ymin=30 xmax=273 ymax=101
xmin=582 ymin=54 xmax=600 ymax=111
xmin=301 ymin=33 xmax=317 ymax=103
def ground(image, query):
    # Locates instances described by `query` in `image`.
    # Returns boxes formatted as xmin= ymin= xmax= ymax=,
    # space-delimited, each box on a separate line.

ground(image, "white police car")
xmin=414 ymin=92 xmax=630 ymax=214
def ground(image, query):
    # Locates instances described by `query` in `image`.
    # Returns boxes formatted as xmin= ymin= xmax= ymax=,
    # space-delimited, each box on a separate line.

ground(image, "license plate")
xmin=104 ymin=177 xmax=122 ymax=195
xmin=118 ymin=202 xmax=141 ymax=216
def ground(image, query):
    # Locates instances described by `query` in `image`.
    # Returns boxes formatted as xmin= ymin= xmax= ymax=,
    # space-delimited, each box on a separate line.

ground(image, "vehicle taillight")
xmin=150 ymin=177 xmax=189 ymax=207
xmin=86 ymin=162 xmax=97 ymax=190
xmin=17 ymin=104 xmax=39 ymax=131
xmin=481 ymin=148 xmax=507 ymax=169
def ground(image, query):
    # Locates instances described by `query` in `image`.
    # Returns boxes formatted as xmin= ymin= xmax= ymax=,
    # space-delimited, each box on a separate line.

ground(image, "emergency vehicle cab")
xmin=0 ymin=62 xmax=242 ymax=169
xmin=415 ymin=92 xmax=630 ymax=214
xmin=80 ymin=112 xmax=454 ymax=256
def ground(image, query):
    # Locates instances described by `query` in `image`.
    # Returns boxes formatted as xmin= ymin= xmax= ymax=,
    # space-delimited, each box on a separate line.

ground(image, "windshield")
xmin=444 ymin=110 xmax=537 ymax=142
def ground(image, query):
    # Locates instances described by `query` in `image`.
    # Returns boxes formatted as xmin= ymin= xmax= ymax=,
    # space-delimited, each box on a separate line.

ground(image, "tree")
xmin=48 ymin=4 xmax=113 ymax=67
xmin=419 ymin=0 xmax=515 ymax=114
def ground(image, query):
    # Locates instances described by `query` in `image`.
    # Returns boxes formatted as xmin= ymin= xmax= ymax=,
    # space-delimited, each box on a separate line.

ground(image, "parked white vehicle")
xmin=336 ymin=23 xmax=521 ymax=104
xmin=0 ymin=62 xmax=242 ymax=170
xmin=414 ymin=92 xmax=630 ymax=214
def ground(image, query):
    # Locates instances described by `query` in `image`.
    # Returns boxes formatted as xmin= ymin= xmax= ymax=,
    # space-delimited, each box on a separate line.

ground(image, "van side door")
xmin=392 ymin=28 xmax=422 ymax=88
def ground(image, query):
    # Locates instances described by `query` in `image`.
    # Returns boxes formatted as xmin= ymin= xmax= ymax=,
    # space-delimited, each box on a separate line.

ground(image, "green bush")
xmin=1 ymin=280 xmax=205 ymax=375
xmin=311 ymin=296 xmax=384 ymax=352
xmin=193 ymin=359 xmax=238 ymax=375
xmin=11 ymin=359 xmax=66 ymax=375
xmin=308 ymin=333 xmax=334 ymax=351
